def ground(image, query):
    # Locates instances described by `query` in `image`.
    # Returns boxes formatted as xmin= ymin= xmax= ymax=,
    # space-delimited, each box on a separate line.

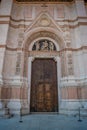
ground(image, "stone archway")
xmin=23 ymin=31 xmax=65 ymax=78
xmin=23 ymin=30 xmax=65 ymax=113
xmin=27 ymin=46 xmax=61 ymax=113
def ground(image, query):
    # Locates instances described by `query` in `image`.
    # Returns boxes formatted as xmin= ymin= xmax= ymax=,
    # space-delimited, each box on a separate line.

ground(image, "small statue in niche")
xmin=49 ymin=41 xmax=54 ymax=51
xmin=35 ymin=41 xmax=40 ymax=50
xmin=41 ymin=40 xmax=48 ymax=50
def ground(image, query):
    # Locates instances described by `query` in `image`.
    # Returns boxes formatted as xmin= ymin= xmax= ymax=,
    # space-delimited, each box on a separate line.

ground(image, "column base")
xmin=3 ymin=108 xmax=12 ymax=118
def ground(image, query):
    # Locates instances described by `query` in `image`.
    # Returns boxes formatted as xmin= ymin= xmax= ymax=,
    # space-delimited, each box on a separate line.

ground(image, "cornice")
xmin=0 ymin=16 xmax=87 ymax=29
xmin=0 ymin=45 xmax=87 ymax=53
xmin=14 ymin=0 xmax=74 ymax=4
xmin=0 ymin=22 xmax=87 ymax=29
xmin=0 ymin=15 xmax=10 ymax=18
xmin=0 ymin=45 xmax=6 ymax=48
xmin=0 ymin=15 xmax=86 ymax=22
xmin=28 ymin=46 xmax=87 ymax=56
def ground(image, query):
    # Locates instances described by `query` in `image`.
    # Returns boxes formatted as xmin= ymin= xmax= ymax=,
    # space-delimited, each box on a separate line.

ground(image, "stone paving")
xmin=0 ymin=114 xmax=87 ymax=130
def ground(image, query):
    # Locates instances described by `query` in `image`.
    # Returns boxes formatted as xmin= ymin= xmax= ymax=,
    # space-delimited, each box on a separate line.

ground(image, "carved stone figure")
xmin=49 ymin=41 xmax=54 ymax=50
xmin=35 ymin=41 xmax=40 ymax=50
xmin=41 ymin=40 xmax=48 ymax=50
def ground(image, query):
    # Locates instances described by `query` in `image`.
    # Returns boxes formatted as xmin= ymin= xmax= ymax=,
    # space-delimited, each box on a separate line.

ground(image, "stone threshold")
xmin=30 ymin=112 xmax=59 ymax=114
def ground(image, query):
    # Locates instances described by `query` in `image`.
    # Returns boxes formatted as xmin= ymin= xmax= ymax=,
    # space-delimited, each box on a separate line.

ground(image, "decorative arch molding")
xmin=24 ymin=30 xmax=65 ymax=51
xmin=29 ymin=37 xmax=59 ymax=51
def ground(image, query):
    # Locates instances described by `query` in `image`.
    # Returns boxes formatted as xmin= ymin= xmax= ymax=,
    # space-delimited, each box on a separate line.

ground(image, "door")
xmin=30 ymin=58 xmax=58 ymax=112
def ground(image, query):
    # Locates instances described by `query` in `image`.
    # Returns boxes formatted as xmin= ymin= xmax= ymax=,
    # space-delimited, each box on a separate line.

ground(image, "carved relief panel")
xmin=60 ymin=51 xmax=67 ymax=77
xmin=67 ymin=52 xmax=74 ymax=76
xmin=15 ymin=53 xmax=21 ymax=75
xmin=60 ymin=51 xmax=74 ymax=77
xmin=32 ymin=39 xmax=56 ymax=51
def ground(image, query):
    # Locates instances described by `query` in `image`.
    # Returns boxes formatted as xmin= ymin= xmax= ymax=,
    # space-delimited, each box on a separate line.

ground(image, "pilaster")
xmin=0 ymin=0 xmax=13 ymax=15
xmin=0 ymin=0 xmax=14 ymax=83
xmin=75 ymin=0 xmax=86 ymax=17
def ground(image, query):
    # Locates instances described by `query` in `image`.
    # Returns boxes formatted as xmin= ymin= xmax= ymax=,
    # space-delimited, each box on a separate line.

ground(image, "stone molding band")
xmin=14 ymin=0 xmax=74 ymax=4
xmin=0 ymin=16 xmax=87 ymax=28
xmin=0 ymin=45 xmax=87 ymax=52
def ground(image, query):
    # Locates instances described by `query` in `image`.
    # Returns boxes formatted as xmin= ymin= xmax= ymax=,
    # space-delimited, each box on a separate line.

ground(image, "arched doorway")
xmin=24 ymin=30 xmax=65 ymax=114
xmin=27 ymin=38 xmax=61 ymax=113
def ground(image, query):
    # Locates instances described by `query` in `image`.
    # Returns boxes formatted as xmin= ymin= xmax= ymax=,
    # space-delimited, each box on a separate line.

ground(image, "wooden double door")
xmin=30 ymin=58 xmax=58 ymax=112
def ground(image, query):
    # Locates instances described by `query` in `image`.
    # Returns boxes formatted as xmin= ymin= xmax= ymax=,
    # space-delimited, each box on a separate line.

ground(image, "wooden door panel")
xmin=30 ymin=59 xmax=58 ymax=112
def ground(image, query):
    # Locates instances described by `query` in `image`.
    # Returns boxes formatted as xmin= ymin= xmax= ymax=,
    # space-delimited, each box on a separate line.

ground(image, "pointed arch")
xmin=23 ymin=12 xmax=66 ymax=50
xmin=25 ymin=12 xmax=62 ymax=33
xmin=23 ymin=27 xmax=65 ymax=51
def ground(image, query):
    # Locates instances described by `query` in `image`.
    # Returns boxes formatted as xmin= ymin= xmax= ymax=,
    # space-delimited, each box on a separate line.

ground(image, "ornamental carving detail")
xmin=16 ymin=0 xmax=73 ymax=2
xmin=67 ymin=53 xmax=73 ymax=76
xmin=15 ymin=53 xmax=21 ymax=75
xmin=17 ymin=31 xmax=24 ymax=48
xmin=32 ymin=39 xmax=56 ymax=51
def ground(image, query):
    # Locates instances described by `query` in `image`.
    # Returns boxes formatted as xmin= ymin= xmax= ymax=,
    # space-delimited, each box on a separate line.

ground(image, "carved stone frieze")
xmin=32 ymin=39 xmax=56 ymax=51
xmin=17 ymin=30 xmax=24 ymax=48
xmin=63 ymin=25 xmax=71 ymax=47
xmin=29 ymin=51 xmax=59 ymax=57
xmin=15 ymin=0 xmax=73 ymax=2
xmin=60 ymin=51 xmax=67 ymax=77
xmin=67 ymin=52 xmax=74 ymax=76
